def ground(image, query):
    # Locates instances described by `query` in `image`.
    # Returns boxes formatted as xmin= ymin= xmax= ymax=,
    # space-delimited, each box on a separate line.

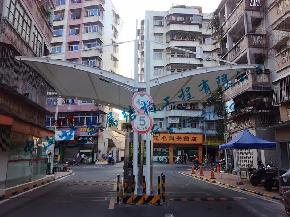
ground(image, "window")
xmin=154 ymin=33 xmax=163 ymax=43
xmin=82 ymin=57 xmax=101 ymax=68
xmin=71 ymin=9 xmax=81 ymax=19
xmin=53 ymin=10 xmax=64 ymax=21
xmin=83 ymin=39 xmax=101 ymax=50
xmin=53 ymin=26 xmax=63 ymax=37
xmin=68 ymin=42 xmax=79 ymax=51
xmin=7 ymin=0 xmax=32 ymax=43
xmin=69 ymin=25 xmax=80 ymax=35
xmin=55 ymin=0 xmax=65 ymax=6
xmin=85 ymin=7 xmax=100 ymax=17
xmin=51 ymin=43 xmax=62 ymax=54
xmin=154 ymin=67 xmax=164 ymax=77
xmin=153 ymin=16 xmax=164 ymax=26
xmin=32 ymin=26 xmax=43 ymax=56
xmin=154 ymin=50 xmax=163 ymax=60
xmin=84 ymin=22 xmax=102 ymax=34
xmin=71 ymin=0 xmax=81 ymax=3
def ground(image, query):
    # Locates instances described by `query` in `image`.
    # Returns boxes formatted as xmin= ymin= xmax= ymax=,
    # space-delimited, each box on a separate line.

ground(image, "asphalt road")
xmin=0 ymin=163 xmax=286 ymax=217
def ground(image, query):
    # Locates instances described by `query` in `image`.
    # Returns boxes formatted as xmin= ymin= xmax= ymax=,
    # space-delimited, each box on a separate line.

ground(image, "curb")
xmin=0 ymin=170 xmax=72 ymax=201
xmin=186 ymin=172 xmax=283 ymax=202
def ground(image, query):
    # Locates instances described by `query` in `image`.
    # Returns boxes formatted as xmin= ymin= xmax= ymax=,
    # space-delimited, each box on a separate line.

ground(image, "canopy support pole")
xmin=145 ymin=18 xmax=152 ymax=196
xmin=133 ymin=19 xmax=139 ymax=195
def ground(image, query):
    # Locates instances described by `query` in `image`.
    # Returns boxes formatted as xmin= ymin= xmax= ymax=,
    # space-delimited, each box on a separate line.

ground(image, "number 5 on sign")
xmin=132 ymin=114 xmax=153 ymax=134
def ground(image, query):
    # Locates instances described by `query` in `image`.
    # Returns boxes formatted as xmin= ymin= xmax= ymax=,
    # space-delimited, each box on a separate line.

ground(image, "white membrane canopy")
xmin=18 ymin=57 xmax=256 ymax=109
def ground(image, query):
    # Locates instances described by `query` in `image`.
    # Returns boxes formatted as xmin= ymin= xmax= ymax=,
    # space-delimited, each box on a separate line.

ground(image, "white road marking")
xmin=165 ymin=213 xmax=174 ymax=217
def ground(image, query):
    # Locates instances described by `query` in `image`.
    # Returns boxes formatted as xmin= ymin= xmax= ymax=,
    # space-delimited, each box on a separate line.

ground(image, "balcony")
xmin=154 ymin=110 xmax=203 ymax=119
xmin=84 ymin=0 xmax=105 ymax=7
xmin=167 ymin=24 xmax=201 ymax=33
xmin=167 ymin=40 xmax=200 ymax=48
xmin=224 ymin=71 xmax=272 ymax=101
xmin=82 ymin=32 xmax=102 ymax=41
xmin=268 ymin=0 xmax=290 ymax=31
xmin=223 ymin=33 xmax=266 ymax=62
xmin=83 ymin=15 xmax=103 ymax=24
xmin=276 ymin=47 xmax=290 ymax=72
xmin=222 ymin=0 xmax=264 ymax=33
xmin=81 ymin=48 xmax=102 ymax=58
xmin=167 ymin=56 xmax=202 ymax=65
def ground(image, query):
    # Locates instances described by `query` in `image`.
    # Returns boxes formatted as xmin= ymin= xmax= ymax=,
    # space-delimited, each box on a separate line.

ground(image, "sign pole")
xmin=144 ymin=18 xmax=152 ymax=195
xmin=133 ymin=19 xmax=139 ymax=194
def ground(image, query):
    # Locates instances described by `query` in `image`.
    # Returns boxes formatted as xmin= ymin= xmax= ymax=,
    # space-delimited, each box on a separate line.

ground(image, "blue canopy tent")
xmin=219 ymin=129 xmax=276 ymax=150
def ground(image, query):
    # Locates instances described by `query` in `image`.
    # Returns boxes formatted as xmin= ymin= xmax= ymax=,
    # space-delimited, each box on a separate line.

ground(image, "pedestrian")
xmin=80 ymin=153 xmax=85 ymax=163
xmin=184 ymin=153 xmax=187 ymax=164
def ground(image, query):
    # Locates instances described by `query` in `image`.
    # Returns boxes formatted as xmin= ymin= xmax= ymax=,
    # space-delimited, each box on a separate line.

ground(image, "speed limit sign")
xmin=132 ymin=114 xmax=153 ymax=134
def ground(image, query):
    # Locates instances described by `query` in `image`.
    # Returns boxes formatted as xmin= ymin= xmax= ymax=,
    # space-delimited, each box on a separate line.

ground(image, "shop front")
xmin=153 ymin=133 xmax=204 ymax=164
xmin=55 ymin=127 xmax=98 ymax=164
xmin=0 ymin=115 xmax=54 ymax=189
xmin=275 ymin=125 xmax=290 ymax=170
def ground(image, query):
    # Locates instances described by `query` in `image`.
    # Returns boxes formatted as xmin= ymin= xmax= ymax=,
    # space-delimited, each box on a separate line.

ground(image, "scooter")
xmin=249 ymin=164 xmax=266 ymax=186
xmin=264 ymin=164 xmax=279 ymax=191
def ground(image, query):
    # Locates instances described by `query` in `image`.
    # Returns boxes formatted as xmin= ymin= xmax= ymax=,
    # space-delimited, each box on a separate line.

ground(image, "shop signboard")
xmin=77 ymin=127 xmax=98 ymax=136
xmin=55 ymin=129 xmax=75 ymax=141
xmin=153 ymin=133 xmax=203 ymax=145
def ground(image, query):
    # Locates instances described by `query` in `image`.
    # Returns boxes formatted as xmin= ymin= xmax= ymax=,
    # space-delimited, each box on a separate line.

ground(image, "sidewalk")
xmin=184 ymin=169 xmax=282 ymax=201
xmin=0 ymin=170 xmax=72 ymax=200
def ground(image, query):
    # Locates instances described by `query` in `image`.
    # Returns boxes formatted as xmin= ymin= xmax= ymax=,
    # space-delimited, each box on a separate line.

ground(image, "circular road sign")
xmin=132 ymin=114 xmax=153 ymax=134
xmin=132 ymin=92 xmax=153 ymax=114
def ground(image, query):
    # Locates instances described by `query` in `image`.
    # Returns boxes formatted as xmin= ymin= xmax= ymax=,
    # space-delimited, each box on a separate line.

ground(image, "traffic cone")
xmin=191 ymin=165 xmax=195 ymax=175
xmin=199 ymin=167 xmax=204 ymax=176
xmin=210 ymin=169 xmax=216 ymax=179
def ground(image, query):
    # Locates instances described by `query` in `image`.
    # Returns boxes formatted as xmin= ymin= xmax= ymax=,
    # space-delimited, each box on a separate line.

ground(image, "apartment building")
xmin=138 ymin=5 xmax=223 ymax=164
xmin=268 ymin=0 xmax=290 ymax=170
xmin=47 ymin=0 xmax=121 ymax=163
xmin=50 ymin=0 xmax=119 ymax=73
xmin=215 ymin=0 xmax=280 ymax=171
xmin=0 ymin=0 xmax=54 ymax=190
xmin=138 ymin=5 xmax=219 ymax=81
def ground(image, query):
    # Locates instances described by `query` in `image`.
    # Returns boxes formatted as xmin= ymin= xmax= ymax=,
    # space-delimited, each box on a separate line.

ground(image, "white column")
xmin=144 ymin=19 xmax=152 ymax=195
xmin=133 ymin=20 xmax=139 ymax=194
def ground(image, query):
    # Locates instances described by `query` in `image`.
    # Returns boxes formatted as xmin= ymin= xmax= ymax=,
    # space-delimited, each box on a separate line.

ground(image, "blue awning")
xmin=219 ymin=129 xmax=276 ymax=150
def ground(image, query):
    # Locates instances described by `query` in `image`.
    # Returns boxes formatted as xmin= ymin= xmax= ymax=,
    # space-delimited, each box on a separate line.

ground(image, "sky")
xmin=111 ymin=0 xmax=222 ymax=78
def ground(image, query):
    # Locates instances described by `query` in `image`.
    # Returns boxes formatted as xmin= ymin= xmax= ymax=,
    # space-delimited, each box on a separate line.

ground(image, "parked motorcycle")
xmin=249 ymin=163 xmax=266 ymax=186
xmin=249 ymin=162 xmax=279 ymax=191
xmin=264 ymin=164 xmax=279 ymax=191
